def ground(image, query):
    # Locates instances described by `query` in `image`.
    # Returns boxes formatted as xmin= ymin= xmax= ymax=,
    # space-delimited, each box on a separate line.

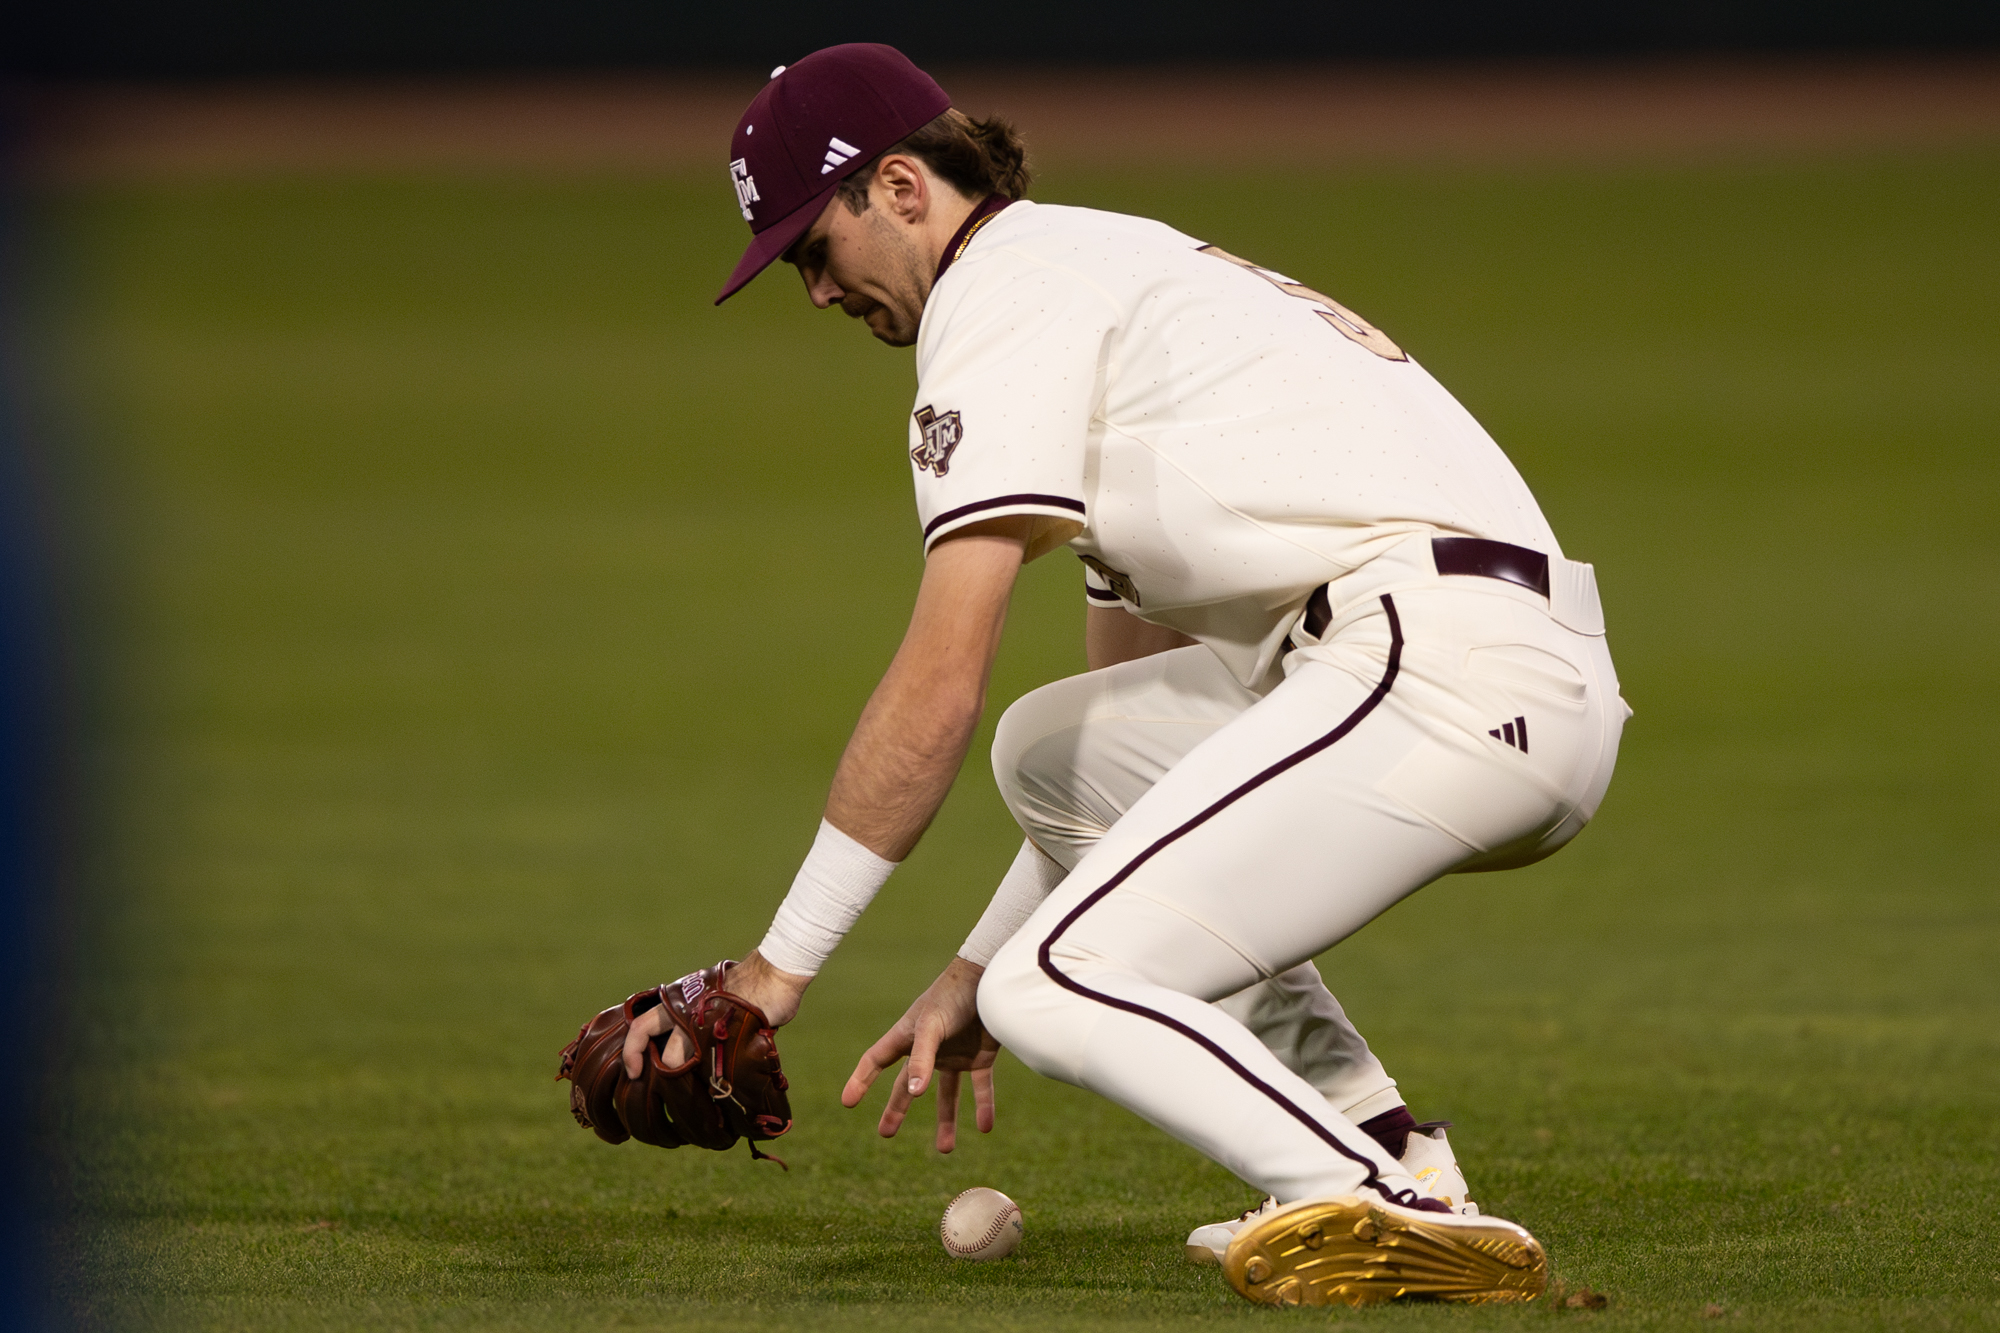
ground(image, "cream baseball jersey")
xmin=908 ymin=200 xmax=1563 ymax=687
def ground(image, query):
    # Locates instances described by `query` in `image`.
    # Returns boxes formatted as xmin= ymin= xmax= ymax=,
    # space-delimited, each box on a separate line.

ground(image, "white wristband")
xmin=756 ymin=820 xmax=899 ymax=977
xmin=958 ymin=839 xmax=1067 ymax=967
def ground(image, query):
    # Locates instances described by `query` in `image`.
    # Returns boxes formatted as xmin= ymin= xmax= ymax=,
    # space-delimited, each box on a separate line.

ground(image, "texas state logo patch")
xmin=911 ymin=405 xmax=963 ymax=477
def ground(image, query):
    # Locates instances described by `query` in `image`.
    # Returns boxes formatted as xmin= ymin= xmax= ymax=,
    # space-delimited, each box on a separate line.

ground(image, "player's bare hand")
xmin=621 ymin=951 xmax=810 ymax=1079
xmin=841 ymin=956 xmax=998 ymax=1152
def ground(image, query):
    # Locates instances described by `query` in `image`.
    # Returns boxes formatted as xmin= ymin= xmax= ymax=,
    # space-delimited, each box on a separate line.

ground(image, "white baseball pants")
xmin=978 ymin=546 xmax=1627 ymax=1206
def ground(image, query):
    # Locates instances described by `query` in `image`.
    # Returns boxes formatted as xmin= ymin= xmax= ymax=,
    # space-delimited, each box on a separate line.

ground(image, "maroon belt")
xmin=1288 ymin=536 xmax=1549 ymax=647
xmin=1431 ymin=537 xmax=1550 ymax=598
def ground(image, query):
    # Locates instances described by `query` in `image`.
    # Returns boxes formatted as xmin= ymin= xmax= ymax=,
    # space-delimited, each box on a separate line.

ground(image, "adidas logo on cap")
xmin=716 ymin=44 xmax=953 ymax=303
xmin=821 ymin=137 xmax=861 ymax=174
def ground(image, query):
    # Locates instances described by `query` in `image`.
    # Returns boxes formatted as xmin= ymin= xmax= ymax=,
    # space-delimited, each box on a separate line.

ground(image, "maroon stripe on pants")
xmin=1035 ymin=595 xmax=1406 ymax=1202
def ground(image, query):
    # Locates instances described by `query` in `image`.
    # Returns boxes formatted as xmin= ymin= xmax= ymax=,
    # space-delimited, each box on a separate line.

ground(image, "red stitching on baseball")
xmin=943 ymin=1192 xmax=1017 ymax=1255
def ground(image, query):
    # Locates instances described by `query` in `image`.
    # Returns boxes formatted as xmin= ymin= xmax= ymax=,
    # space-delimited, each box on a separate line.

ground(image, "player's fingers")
xmin=903 ymin=1018 xmax=942 ymax=1100
xmin=934 ymin=1069 xmax=961 ymax=1153
xmin=877 ymin=1059 xmax=917 ymax=1139
xmin=621 ymin=1007 xmax=662 ymax=1079
xmin=839 ymin=1061 xmax=879 ymax=1109
xmin=840 ymin=1027 xmax=915 ymax=1108
xmin=970 ymin=1065 xmax=996 ymax=1134
xmin=840 ymin=1047 xmax=893 ymax=1109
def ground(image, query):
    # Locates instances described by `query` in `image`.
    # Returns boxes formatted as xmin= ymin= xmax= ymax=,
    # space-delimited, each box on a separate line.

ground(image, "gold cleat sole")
xmin=1222 ymin=1194 xmax=1548 ymax=1308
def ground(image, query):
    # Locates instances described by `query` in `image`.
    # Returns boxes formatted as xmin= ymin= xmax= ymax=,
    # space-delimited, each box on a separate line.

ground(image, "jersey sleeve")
xmin=908 ymin=256 xmax=1117 ymax=553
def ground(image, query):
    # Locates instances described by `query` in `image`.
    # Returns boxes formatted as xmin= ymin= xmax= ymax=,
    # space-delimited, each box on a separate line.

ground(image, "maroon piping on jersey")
xmin=933 ymin=195 xmax=1012 ymax=286
xmin=1034 ymin=594 xmax=1409 ymax=1205
xmin=922 ymin=493 xmax=1084 ymax=543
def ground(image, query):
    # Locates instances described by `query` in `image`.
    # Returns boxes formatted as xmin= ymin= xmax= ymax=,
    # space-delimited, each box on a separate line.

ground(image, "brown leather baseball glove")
xmin=556 ymin=961 xmax=793 ymax=1166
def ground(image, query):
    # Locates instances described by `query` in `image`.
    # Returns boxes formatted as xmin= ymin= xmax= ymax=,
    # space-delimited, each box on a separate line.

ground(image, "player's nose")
xmin=805 ymin=271 xmax=845 ymax=309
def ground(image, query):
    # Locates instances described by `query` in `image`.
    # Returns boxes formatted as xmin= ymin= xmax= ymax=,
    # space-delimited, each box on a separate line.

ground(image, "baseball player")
xmin=623 ymin=43 xmax=1630 ymax=1306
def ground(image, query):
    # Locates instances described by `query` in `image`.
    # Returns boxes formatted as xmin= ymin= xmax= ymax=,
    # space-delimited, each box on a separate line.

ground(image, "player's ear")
xmin=876 ymin=155 xmax=929 ymax=224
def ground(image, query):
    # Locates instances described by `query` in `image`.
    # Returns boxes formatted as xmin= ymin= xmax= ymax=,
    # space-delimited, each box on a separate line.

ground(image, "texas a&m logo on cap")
xmin=911 ymin=405 xmax=963 ymax=476
xmin=716 ymin=45 xmax=952 ymax=304
xmin=729 ymin=159 xmax=760 ymax=222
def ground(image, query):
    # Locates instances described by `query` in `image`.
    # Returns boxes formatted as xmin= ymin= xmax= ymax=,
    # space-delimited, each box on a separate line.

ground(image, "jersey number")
xmin=1199 ymin=245 xmax=1406 ymax=362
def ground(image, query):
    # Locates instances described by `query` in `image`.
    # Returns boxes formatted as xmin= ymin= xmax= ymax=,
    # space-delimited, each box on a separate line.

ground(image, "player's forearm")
xmin=753 ymin=678 xmax=983 ymax=981
xmin=824 ymin=522 xmax=1028 ymax=860
xmin=756 ymin=523 xmax=1027 ymax=983
xmin=825 ymin=656 xmax=988 ymax=861
xmin=958 ymin=838 xmax=1067 ymax=965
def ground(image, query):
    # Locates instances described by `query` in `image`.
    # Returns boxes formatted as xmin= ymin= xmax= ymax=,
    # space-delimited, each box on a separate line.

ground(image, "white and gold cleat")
xmin=1221 ymin=1194 xmax=1548 ymax=1308
xmin=1184 ymin=1196 xmax=1276 ymax=1266
xmin=1403 ymin=1125 xmax=1480 ymax=1215
xmin=1185 ymin=1127 xmax=1477 ymax=1265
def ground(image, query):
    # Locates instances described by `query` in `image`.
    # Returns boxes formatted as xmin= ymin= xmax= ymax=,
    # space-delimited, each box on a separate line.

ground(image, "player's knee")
xmin=974 ymin=930 xmax=1038 ymax=1047
xmin=991 ymin=681 xmax=1101 ymax=865
xmin=990 ymin=682 xmax=1068 ymax=799
xmin=977 ymin=930 xmax=1084 ymax=1083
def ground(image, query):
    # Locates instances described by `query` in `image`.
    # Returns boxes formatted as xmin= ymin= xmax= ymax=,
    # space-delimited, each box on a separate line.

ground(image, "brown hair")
xmin=834 ymin=108 xmax=1031 ymax=213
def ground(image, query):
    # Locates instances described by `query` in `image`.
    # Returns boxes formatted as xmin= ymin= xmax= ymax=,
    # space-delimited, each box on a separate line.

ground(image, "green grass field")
xmin=37 ymin=148 xmax=2000 ymax=1330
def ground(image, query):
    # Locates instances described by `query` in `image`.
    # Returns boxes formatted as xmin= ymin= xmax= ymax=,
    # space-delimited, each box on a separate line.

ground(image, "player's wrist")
xmin=757 ymin=818 xmax=901 ymax=977
xmin=940 ymin=955 xmax=985 ymax=984
xmin=728 ymin=951 xmax=811 ymax=1026
xmin=957 ymin=839 xmax=1066 ymax=966
xmin=736 ymin=950 xmax=813 ymax=987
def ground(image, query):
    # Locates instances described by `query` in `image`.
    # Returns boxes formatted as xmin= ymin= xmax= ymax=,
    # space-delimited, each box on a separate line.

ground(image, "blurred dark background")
xmin=5 ymin=0 xmax=1998 ymax=79
xmin=0 ymin=163 xmax=67 ymax=1332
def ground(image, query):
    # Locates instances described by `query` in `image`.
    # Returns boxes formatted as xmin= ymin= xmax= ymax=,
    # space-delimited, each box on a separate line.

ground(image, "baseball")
xmin=940 ymin=1187 xmax=1023 ymax=1261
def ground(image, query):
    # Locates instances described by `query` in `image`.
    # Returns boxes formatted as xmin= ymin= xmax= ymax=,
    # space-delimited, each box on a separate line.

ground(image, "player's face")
xmin=786 ymin=191 xmax=929 ymax=348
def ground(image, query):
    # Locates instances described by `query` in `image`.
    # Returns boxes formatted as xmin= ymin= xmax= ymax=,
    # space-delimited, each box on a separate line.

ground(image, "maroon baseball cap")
xmin=715 ymin=44 xmax=951 ymax=305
